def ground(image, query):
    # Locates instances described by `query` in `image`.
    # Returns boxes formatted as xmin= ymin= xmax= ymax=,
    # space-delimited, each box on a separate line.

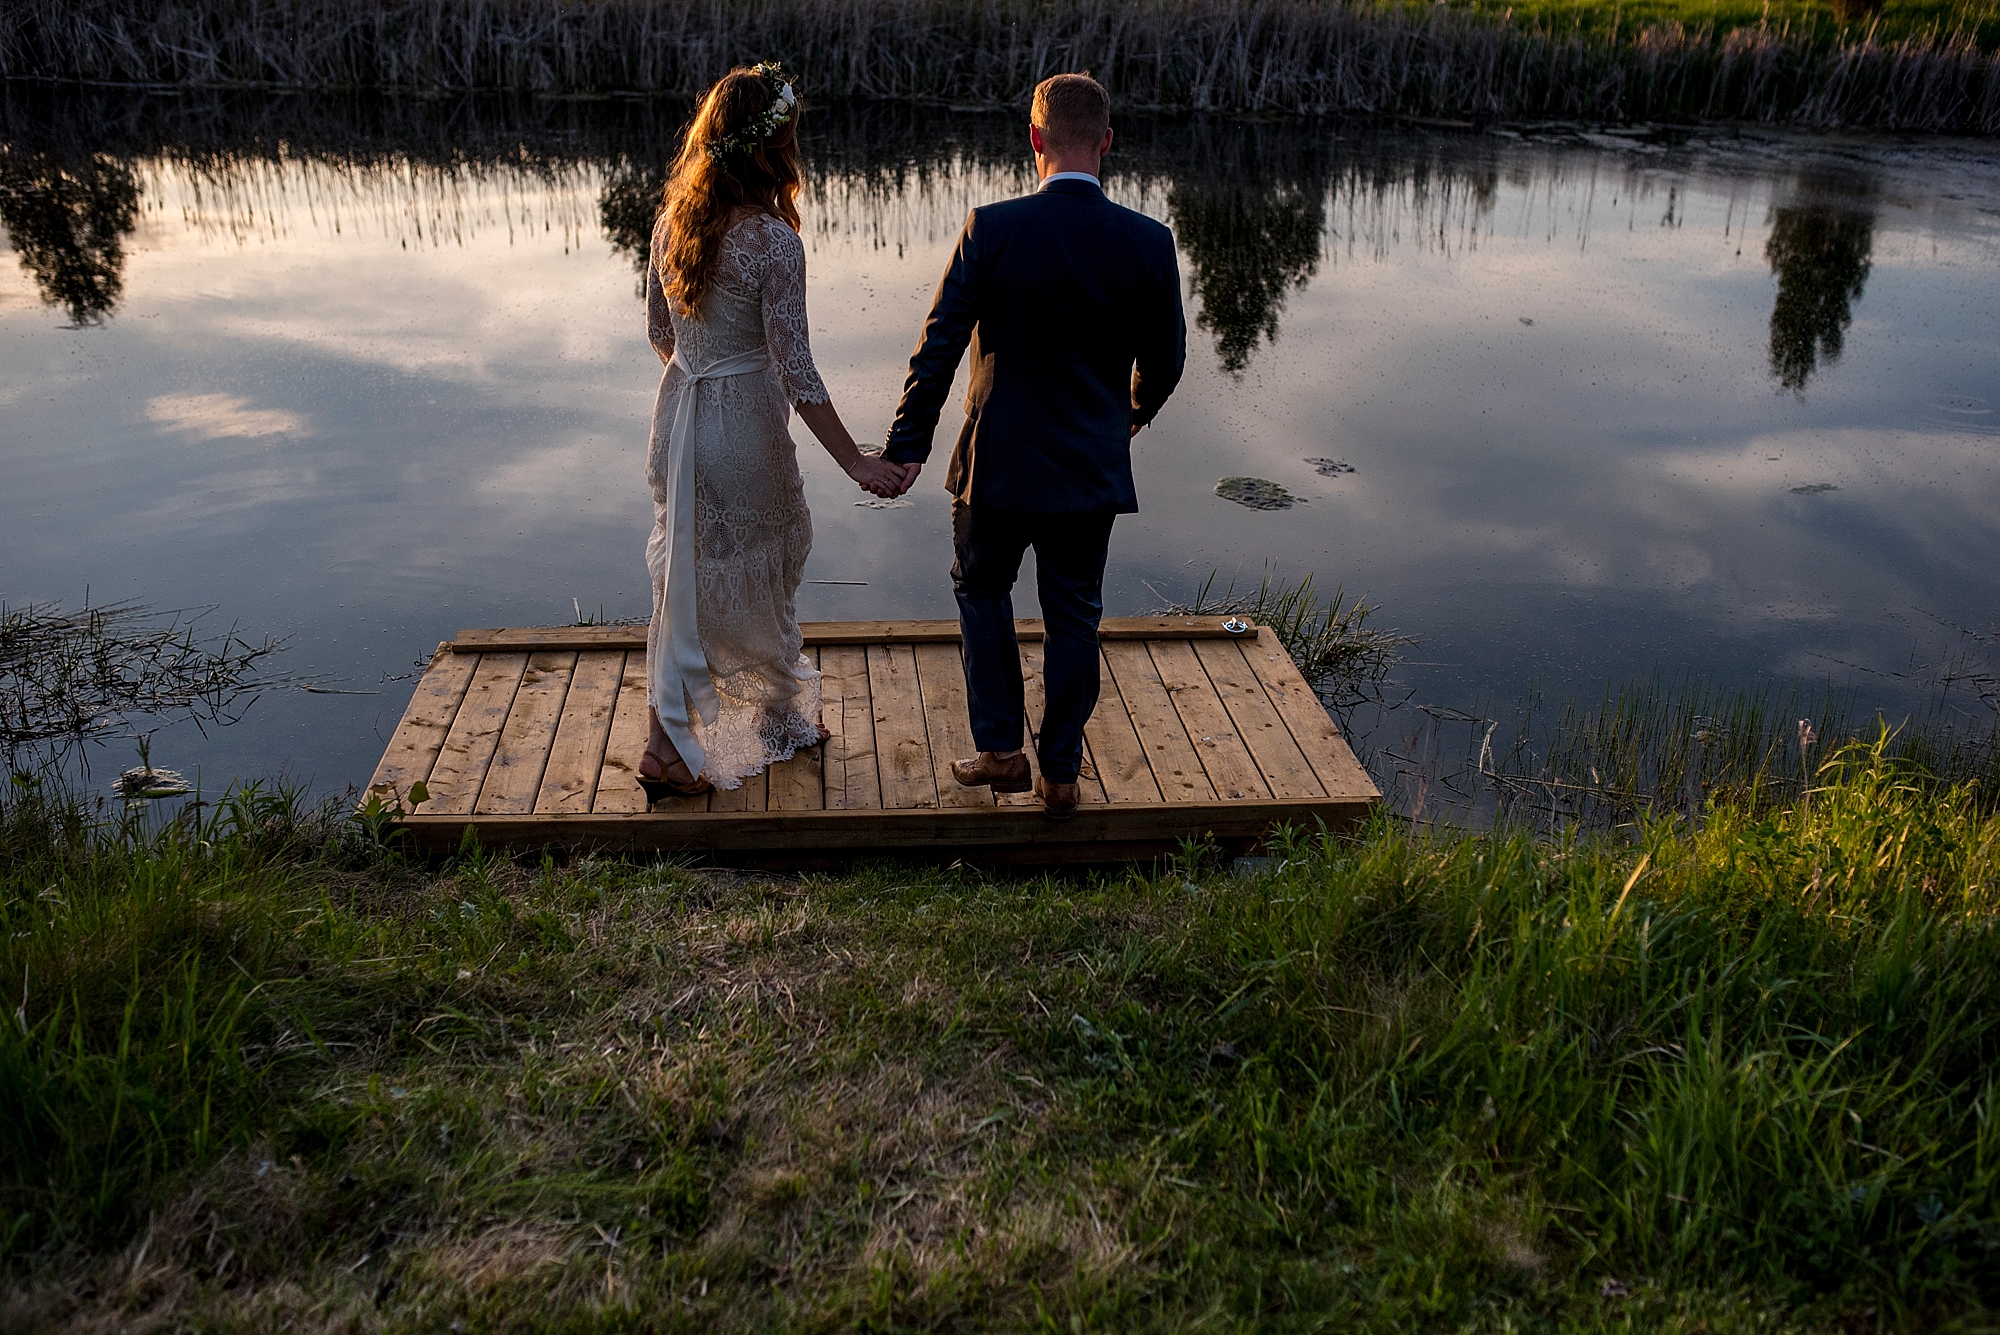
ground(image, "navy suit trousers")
xmin=950 ymin=504 xmax=1116 ymax=784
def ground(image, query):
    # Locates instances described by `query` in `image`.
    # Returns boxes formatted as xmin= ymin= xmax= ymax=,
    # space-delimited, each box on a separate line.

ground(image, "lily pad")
xmin=1304 ymin=457 xmax=1356 ymax=477
xmin=1215 ymin=477 xmax=1296 ymax=510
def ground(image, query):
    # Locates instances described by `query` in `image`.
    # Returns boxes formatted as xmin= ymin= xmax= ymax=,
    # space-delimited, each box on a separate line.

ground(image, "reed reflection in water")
xmin=7 ymin=91 xmax=1892 ymax=390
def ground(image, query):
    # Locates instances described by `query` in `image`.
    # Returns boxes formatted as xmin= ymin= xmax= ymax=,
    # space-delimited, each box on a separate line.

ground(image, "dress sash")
xmin=650 ymin=347 xmax=772 ymax=780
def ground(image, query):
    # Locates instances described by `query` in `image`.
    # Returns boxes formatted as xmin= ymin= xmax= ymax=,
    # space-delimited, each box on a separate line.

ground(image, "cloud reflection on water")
xmin=2 ymin=88 xmax=1998 ymax=792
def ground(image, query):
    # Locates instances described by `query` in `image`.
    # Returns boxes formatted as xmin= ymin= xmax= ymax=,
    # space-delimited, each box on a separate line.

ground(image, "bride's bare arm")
xmin=796 ymin=402 xmax=914 ymax=497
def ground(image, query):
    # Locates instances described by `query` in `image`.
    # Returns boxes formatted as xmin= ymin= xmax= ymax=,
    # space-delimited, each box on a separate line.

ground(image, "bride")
xmin=640 ymin=63 xmax=909 ymax=800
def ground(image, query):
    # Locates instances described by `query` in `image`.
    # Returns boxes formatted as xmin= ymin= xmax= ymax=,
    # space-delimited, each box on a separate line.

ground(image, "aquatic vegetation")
xmin=1470 ymin=669 xmax=2000 ymax=829
xmin=3 ymin=0 xmax=1997 ymax=130
xmin=0 ymin=600 xmax=289 ymax=772
xmin=1159 ymin=566 xmax=1409 ymax=711
xmin=1305 ymin=456 xmax=1358 ymax=476
xmin=1213 ymin=475 xmax=1298 ymax=509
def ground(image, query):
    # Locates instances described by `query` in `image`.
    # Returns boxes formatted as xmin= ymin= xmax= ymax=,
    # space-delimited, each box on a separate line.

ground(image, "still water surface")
xmin=3 ymin=93 xmax=1997 ymax=794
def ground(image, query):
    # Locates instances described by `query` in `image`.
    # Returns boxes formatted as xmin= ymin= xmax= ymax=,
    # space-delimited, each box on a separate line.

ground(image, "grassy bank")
xmin=3 ymin=0 xmax=1997 ymax=131
xmin=4 ymin=736 xmax=1997 ymax=1330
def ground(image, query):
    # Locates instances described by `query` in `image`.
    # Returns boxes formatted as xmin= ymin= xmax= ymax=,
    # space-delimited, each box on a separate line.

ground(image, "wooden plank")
xmin=424 ymin=652 xmax=528 ymax=815
xmin=710 ymin=767 xmax=769 ymax=813
xmin=395 ymin=796 xmax=1374 ymax=855
xmin=367 ymin=644 xmax=476 ymax=804
xmin=867 ymin=643 xmax=938 ymax=810
xmin=1080 ymin=646 xmax=1164 ymax=805
xmin=767 ymin=743 xmax=824 ymax=811
xmin=534 ymin=650 xmax=624 ymax=814
xmin=993 ymin=642 xmax=1046 ymax=809
xmin=766 ymin=649 xmax=826 ymax=812
xmin=1148 ymin=640 xmax=1272 ymax=802
xmin=1006 ymin=641 xmax=1110 ymax=806
xmin=448 ymin=617 xmax=1261 ymax=653
xmin=593 ymin=653 xmax=711 ymax=815
xmin=820 ymin=645 xmax=880 ymax=811
xmin=451 ymin=624 xmax=645 ymax=652
xmin=474 ymin=651 xmax=576 ymax=814
xmin=1241 ymin=637 xmax=1382 ymax=802
xmin=593 ymin=653 xmax=651 ymax=814
xmin=1194 ymin=639 xmax=1326 ymax=801
xmin=913 ymin=642 xmax=993 ymax=809
xmin=1102 ymin=640 xmax=1214 ymax=803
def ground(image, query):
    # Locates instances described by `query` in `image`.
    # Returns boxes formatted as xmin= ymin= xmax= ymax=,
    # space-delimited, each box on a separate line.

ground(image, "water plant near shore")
xmin=4 ymin=0 xmax=1997 ymax=131
xmin=0 ymin=600 xmax=290 ymax=772
xmin=1159 ymin=567 xmax=1410 ymax=713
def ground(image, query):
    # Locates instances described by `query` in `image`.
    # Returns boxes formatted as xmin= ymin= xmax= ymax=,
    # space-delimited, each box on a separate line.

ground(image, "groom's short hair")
xmin=1032 ymin=73 xmax=1110 ymax=154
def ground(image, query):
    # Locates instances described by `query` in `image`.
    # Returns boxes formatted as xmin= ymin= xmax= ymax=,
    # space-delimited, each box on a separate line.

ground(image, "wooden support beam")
xmin=393 ymin=797 xmax=1373 ymax=855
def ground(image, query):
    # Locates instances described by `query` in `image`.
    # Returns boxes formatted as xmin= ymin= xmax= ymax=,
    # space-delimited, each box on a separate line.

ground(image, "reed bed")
xmin=3 ymin=0 xmax=1997 ymax=131
xmin=1475 ymin=669 xmax=2000 ymax=829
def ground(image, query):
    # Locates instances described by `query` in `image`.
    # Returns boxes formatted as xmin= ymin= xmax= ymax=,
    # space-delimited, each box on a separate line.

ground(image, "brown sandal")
xmin=639 ymin=750 xmax=713 ymax=801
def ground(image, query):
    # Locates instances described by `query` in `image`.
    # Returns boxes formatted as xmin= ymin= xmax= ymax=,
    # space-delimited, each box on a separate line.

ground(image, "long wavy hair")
xmin=660 ymin=67 xmax=804 ymax=315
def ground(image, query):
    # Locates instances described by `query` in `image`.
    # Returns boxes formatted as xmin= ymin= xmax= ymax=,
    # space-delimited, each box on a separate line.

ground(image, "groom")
xmin=882 ymin=73 xmax=1186 ymax=819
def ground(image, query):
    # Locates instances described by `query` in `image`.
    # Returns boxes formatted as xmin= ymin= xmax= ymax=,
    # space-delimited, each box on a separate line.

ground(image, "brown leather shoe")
xmin=1035 ymin=775 xmax=1079 ymax=821
xmin=950 ymin=750 xmax=1031 ymax=793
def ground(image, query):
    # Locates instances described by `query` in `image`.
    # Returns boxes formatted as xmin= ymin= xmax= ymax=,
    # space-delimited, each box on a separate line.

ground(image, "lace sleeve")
xmin=757 ymin=219 xmax=830 ymax=405
xmin=646 ymin=218 xmax=675 ymax=366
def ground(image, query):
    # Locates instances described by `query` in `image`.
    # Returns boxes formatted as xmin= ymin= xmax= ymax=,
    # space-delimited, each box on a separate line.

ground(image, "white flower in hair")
xmin=707 ymin=62 xmax=800 ymax=162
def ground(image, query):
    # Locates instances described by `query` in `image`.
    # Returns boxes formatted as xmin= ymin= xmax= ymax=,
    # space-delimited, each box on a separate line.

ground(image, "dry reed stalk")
xmin=1 ymin=0 xmax=1994 ymax=130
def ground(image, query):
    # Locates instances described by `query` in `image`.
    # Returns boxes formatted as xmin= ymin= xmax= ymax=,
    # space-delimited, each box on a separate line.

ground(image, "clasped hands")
xmin=842 ymin=419 xmax=1141 ymax=498
xmin=846 ymin=452 xmax=921 ymax=499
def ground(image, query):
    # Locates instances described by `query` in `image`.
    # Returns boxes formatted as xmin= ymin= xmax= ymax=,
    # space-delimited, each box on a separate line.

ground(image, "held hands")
xmin=846 ymin=452 xmax=919 ymax=499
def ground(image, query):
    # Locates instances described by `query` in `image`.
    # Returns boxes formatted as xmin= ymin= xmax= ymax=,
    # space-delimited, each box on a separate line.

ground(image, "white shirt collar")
xmin=1039 ymin=171 xmax=1101 ymax=190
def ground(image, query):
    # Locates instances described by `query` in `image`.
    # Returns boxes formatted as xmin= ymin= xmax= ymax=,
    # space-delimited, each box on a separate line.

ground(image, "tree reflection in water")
xmin=0 ymin=148 xmax=141 ymax=326
xmin=599 ymin=161 xmax=669 ymax=295
xmin=1765 ymin=195 xmax=1874 ymax=394
xmin=1169 ymin=170 xmax=1324 ymax=375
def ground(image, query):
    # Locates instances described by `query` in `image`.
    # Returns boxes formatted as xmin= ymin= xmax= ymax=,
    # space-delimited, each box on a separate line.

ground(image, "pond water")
xmin=4 ymin=89 xmax=1998 ymax=796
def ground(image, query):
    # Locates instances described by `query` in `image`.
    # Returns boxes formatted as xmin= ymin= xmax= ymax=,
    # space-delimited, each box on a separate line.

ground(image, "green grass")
xmin=3 ymin=737 xmax=1998 ymax=1331
xmin=1454 ymin=0 xmax=2000 ymax=50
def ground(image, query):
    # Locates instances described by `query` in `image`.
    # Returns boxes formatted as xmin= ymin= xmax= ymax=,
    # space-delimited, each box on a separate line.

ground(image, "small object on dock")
xmin=1215 ymin=477 xmax=1297 ymax=510
xmin=366 ymin=617 xmax=1378 ymax=864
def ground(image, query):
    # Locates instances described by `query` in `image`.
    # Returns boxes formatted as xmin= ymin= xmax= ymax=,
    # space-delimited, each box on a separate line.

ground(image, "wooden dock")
xmin=367 ymin=617 xmax=1379 ymax=864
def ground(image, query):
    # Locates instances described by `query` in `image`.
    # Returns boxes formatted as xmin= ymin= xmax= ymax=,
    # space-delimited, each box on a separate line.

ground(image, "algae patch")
xmin=1215 ymin=477 xmax=1298 ymax=510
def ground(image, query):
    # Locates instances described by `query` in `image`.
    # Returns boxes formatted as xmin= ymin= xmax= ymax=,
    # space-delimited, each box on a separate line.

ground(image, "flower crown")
xmin=706 ymin=62 xmax=798 ymax=162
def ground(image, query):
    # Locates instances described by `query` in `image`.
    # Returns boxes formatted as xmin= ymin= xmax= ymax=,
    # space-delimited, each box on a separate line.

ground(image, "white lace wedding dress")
xmin=643 ymin=210 xmax=826 ymax=790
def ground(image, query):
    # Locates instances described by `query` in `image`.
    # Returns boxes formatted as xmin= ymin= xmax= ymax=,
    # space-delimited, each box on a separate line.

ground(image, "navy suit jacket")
xmin=882 ymin=178 xmax=1186 ymax=514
